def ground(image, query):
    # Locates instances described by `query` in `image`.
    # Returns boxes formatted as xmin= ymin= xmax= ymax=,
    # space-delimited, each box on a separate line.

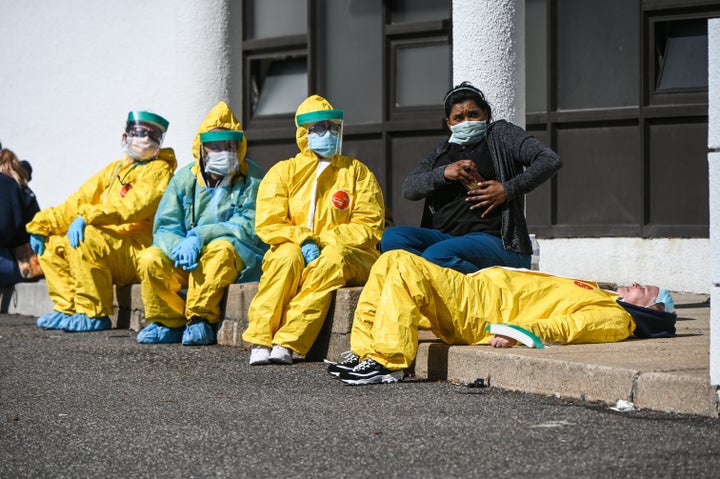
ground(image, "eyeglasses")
xmin=203 ymin=141 xmax=239 ymax=153
xmin=308 ymin=121 xmax=341 ymax=136
xmin=126 ymin=127 xmax=163 ymax=144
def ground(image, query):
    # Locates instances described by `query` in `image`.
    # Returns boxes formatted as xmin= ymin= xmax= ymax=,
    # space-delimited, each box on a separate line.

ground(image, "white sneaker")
xmin=270 ymin=345 xmax=293 ymax=364
xmin=249 ymin=345 xmax=271 ymax=365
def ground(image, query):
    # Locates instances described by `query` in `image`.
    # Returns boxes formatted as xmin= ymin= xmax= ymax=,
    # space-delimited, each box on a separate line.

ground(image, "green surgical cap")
xmin=296 ymin=109 xmax=344 ymax=126
xmin=127 ymin=111 xmax=169 ymax=131
xmin=200 ymin=130 xmax=244 ymax=143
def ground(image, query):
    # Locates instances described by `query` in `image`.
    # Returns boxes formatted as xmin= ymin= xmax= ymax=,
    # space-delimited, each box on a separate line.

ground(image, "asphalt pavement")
xmin=3 ymin=313 xmax=720 ymax=478
xmin=4 ymin=282 xmax=717 ymax=417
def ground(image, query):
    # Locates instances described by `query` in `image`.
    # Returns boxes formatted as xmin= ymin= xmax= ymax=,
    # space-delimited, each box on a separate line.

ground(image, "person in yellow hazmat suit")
xmin=328 ymin=250 xmax=678 ymax=385
xmin=242 ymin=95 xmax=385 ymax=365
xmin=28 ymin=111 xmax=177 ymax=332
xmin=136 ymin=101 xmax=266 ymax=346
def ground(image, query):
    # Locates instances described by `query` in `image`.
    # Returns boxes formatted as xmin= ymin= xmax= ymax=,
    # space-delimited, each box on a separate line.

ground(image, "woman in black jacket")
xmin=379 ymin=82 xmax=562 ymax=273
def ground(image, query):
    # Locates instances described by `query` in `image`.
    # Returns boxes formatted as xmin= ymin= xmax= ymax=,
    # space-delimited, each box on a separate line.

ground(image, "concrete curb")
xmin=414 ymin=343 xmax=719 ymax=417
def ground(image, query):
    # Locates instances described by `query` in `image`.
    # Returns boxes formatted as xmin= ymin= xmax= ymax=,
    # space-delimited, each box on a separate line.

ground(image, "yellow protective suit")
xmin=137 ymin=102 xmax=266 ymax=328
xmin=242 ymin=95 xmax=385 ymax=355
xmin=351 ymin=250 xmax=636 ymax=370
xmin=26 ymin=148 xmax=177 ymax=317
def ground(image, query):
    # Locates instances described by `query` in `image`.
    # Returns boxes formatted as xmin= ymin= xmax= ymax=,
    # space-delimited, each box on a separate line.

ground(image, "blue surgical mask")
xmin=448 ymin=120 xmax=487 ymax=145
xmin=204 ymin=151 xmax=238 ymax=176
xmin=308 ymin=132 xmax=340 ymax=158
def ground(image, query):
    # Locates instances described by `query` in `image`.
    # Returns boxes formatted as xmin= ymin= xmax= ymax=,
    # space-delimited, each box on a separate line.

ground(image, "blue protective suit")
xmin=137 ymin=101 xmax=266 ymax=328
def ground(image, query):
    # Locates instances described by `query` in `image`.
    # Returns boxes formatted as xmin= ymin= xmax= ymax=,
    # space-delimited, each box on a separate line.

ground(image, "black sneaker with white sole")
xmin=325 ymin=351 xmax=360 ymax=376
xmin=338 ymin=359 xmax=404 ymax=385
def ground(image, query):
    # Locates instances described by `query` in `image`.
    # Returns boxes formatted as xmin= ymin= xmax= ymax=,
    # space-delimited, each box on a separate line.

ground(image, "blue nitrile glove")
xmin=171 ymin=235 xmax=202 ymax=271
xmin=30 ymin=234 xmax=46 ymax=256
xmin=301 ymin=240 xmax=320 ymax=265
xmin=67 ymin=216 xmax=86 ymax=248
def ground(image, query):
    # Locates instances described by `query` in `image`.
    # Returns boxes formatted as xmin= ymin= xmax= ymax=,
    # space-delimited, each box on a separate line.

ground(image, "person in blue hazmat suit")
xmin=136 ymin=101 xmax=266 ymax=346
xmin=242 ymin=95 xmax=385 ymax=365
xmin=27 ymin=111 xmax=176 ymax=332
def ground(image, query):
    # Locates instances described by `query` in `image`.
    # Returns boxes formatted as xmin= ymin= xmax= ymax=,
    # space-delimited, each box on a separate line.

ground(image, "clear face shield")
xmin=199 ymin=129 xmax=244 ymax=177
xmin=297 ymin=109 xmax=344 ymax=159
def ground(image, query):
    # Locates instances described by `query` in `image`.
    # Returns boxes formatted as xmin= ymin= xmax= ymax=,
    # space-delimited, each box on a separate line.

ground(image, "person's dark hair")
xmin=21 ymin=160 xmax=32 ymax=182
xmin=0 ymin=148 xmax=29 ymax=187
xmin=443 ymin=81 xmax=492 ymax=121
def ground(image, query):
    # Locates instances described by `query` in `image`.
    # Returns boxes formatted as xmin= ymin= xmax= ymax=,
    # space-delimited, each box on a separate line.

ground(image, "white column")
xmin=452 ymin=0 xmax=525 ymax=127
xmin=172 ymin=0 xmax=233 ymax=159
xmin=708 ymin=19 xmax=720 ymax=385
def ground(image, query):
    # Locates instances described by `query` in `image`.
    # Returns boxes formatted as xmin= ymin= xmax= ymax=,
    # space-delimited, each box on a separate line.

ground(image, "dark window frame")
xmin=240 ymin=0 xmax=452 ymax=220
xmin=245 ymin=49 xmax=308 ymax=125
xmin=387 ymin=35 xmax=451 ymax=121
xmin=646 ymin=12 xmax=713 ymax=106
xmin=525 ymin=0 xmax=715 ymax=239
xmin=242 ymin=2 xmax=311 ymax=132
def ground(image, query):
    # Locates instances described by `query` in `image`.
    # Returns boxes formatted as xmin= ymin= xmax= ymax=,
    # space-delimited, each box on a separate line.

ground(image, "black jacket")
xmin=402 ymin=120 xmax=562 ymax=254
xmin=0 ymin=174 xmax=40 ymax=249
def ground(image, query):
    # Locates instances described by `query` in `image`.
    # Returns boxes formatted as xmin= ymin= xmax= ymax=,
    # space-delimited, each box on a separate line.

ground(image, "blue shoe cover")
xmin=137 ymin=322 xmax=184 ymax=344
xmin=60 ymin=313 xmax=111 ymax=332
xmin=37 ymin=311 xmax=71 ymax=330
xmin=182 ymin=320 xmax=216 ymax=346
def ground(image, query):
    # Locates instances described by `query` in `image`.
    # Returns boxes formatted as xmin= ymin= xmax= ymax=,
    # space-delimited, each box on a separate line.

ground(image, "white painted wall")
xmin=708 ymin=19 xmax=720 ymax=385
xmin=452 ymin=0 xmax=525 ymax=127
xmin=0 ymin=0 xmax=240 ymax=209
xmin=539 ymin=238 xmax=709 ymax=294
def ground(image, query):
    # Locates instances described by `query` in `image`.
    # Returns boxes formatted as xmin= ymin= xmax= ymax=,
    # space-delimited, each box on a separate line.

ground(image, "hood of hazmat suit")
xmin=151 ymin=101 xmax=267 ymax=282
xmin=254 ymin=95 xmax=385 ymax=250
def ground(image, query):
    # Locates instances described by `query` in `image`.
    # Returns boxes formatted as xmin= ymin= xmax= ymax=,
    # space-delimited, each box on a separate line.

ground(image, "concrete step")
xmin=2 ymin=280 xmax=359 ymax=361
